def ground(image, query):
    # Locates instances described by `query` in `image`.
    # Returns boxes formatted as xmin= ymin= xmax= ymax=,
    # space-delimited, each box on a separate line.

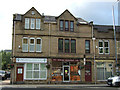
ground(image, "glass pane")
xmin=58 ymin=39 xmax=63 ymax=52
xmin=71 ymin=39 xmax=76 ymax=53
xmin=99 ymin=42 xmax=103 ymax=47
xmin=30 ymin=39 xmax=34 ymax=44
xmin=22 ymin=44 xmax=28 ymax=51
xmin=34 ymin=64 xmax=39 ymax=70
xmin=40 ymin=71 xmax=46 ymax=78
xmin=40 ymin=63 xmax=46 ymax=70
xmin=31 ymin=18 xmax=35 ymax=29
xmin=29 ymin=45 xmax=35 ymax=52
xmin=36 ymin=19 xmax=40 ymax=29
xmin=33 ymin=71 xmax=39 ymax=78
xmin=65 ymin=21 xmax=69 ymax=30
xmin=26 ymin=71 xmax=32 ymax=78
xmin=105 ymin=48 xmax=109 ymax=53
xmin=70 ymin=21 xmax=74 ymax=31
xmin=36 ymin=44 xmax=41 ymax=52
xmin=65 ymin=39 xmax=69 ymax=53
xmin=23 ymin=39 xmax=28 ymax=44
xmin=104 ymin=42 xmax=108 ymax=47
xmin=60 ymin=20 xmax=63 ymax=30
xmin=27 ymin=64 xmax=32 ymax=70
xmin=37 ymin=39 xmax=41 ymax=44
xmin=25 ymin=18 xmax=29 ymax=29
xmin=99 ymin=48 xmax=103 ymax=53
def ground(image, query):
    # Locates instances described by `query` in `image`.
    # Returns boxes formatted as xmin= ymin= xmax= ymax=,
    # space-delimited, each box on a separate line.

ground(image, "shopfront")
xmin=52 ymin=59 xmax=84 ymax=83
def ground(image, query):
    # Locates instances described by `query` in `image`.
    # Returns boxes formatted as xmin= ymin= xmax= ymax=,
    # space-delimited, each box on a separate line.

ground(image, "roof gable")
xmin=57 ymin=9 xmax=77 ymax=20
xmin=24 ymin=7 xmax=41 ymax=17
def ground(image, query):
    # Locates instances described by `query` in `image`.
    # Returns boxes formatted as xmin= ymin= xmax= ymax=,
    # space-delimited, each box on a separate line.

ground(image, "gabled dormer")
xmin=23 ymin=7 xmax=42 ymax=30
xmin=57 ymin=9 xmax=77 ymax=32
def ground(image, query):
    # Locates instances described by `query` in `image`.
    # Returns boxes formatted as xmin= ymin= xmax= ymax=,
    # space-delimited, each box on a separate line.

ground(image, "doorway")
xmin=63 ymin=66 xmax=70 ymax=82
xmin=16 ymin=67 xmax=24 ymax=82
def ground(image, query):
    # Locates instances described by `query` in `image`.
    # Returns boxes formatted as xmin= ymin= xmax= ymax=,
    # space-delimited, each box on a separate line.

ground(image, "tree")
xmin=1 ymin=50 xmax=12 ymax=70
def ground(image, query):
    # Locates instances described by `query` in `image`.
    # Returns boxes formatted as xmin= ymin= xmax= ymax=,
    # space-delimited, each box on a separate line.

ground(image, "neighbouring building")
xmin=11 ymin=7 xmax=95 ymax=84
xmin=93 ymin=25 xmax=120 ymax=81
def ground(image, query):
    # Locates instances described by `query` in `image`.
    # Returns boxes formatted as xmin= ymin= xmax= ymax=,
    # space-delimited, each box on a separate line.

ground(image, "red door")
xmin=16 ymin=67 xmax=24 ymax=81
xmin=85 ymin=62 xmax=92 ymax=82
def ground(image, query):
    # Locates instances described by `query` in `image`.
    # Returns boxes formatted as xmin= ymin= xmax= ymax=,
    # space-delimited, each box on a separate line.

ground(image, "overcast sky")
xmin=0 ymin=0 xmax=119 ymax=50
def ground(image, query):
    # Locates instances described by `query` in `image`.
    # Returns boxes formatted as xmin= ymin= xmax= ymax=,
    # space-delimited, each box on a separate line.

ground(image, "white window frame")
xmin=22 ymin=37 xmax=28 ymax=52
xmin=25 ymin=18 xmax=29 ymax=29
xmin=31 ymin=18 xmax=35 ymax=29
xmin=104 ymin=40 xmax=110 ymax=54
xmin=36 ymin=38 xmax=42 ymax=52
xmin=29 ymin=38 xmax=35 ymax=52
xmin=24 ymin=63 xmax=47 ymax=80
xmin=36 ymin=19 xmax=41 ymax=29
xmin=99 ymin=40 xmax=104 ymax=54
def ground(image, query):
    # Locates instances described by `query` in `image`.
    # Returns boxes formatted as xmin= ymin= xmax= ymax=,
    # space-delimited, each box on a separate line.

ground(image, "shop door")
xmin=16 ymin=67 xmax=24 ymax=81
xmin=63 ymin=66 xmax=70 ymax=82
xmin=85 ymin=62 xmax=92 ymax=82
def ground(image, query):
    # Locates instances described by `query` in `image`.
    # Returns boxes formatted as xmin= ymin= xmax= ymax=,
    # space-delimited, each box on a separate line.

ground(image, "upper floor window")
xmin=58 ymin=38 xmax=63 ymax=52
xmin=25 ymin=18 xmax=41 ymax=30
xmin=59 ymin=20 xmax=74 ymax=32
xmin=71 ymin=39 xmax=76 ymax=53
xmin=98 ymin=40 xmax=109 ymax=54
xmin=70 ymin=21 xmax=74 ymax=31
xmin=36 ymin=38 xmax=42 ymax=52
xmin=31 ymin=18 xmax=35 ymax=29
xmin=60 ymin=20 xmax=64 ymax=31
xmin=65 ymin=20 xmax=69 ymax=31
xmin=29 ymin=38 xmax=35 ymax=52
xmin=85 ymin=40 xmax=90 ymax=53
xmin=25 ymin=18 xmax=29 ymax=29
xmin=65 ymin=39 xmax=70 ymax=53
xmin=36 ymin=19 xmax=41 ymax=29
xmin=22 ymin=37 xmax=28 ymax=52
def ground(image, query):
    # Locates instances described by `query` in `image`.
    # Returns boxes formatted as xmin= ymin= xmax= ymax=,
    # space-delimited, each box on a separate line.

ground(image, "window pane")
xmin=27 ymin=64 xmax=32 ymax=70
xmin=22 ymin=38 xmax=28 ymax=52
xmin=31 ymin=18 xmax=35 ymax=29
xmin=30 ymin=39 xmax=34 ymax=44
xmin=23 ymin=38 xmax=28 ymax=44
xmin=33 ymin=71 xmax=39 ymax=78
xmin=36 ymin=19 xmax=40 ymax=29
xmin=85 ymin=40 xmax=90 ymax=53
xmin=58 ymin=39 xmax=63 ymax=52
xmin=34 ymin=64 xmax=39 ymax=70
xmin=104 ymin=42 xmax=108 ymax=47
xmin=99 ymin=48 xmax=103 ymax=54
xmin=25 ymin=18 xmax=29 ymax=29
xmin=29 ymin=38 xmax=35 ymax=52
xmin=70 ymin=21 xmax=74 ymax=31
xmin=40 ymin=71 xmax=46 ymax=78
xmin=105 ymin=48 xmax=109 ymax=54
xmin=71 ymin=39 xmax=76 ymax=53
xmin=65 ymin=21 xmax=69 ymax=31
xmin=60 ymin=20 xmax=64 ymax=31
xmin=37 ymin=39 xmax=41 ymax=44
xmin=26 ymin=71 xmax=32 ymax=78
xmin=40 ymin=63 xmax=46 ymax=70
xmin=99 ymin=41 xmax=103 ymax=47
xmin=65 ymin=39 xmax=69 ymax=53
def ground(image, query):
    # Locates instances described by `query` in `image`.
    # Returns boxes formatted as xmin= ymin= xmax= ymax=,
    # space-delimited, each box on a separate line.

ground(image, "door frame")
xmin=16 ymin=67 xmax=24 ymax=82
xmin=63 ymin=65 xmax=70 ymax=82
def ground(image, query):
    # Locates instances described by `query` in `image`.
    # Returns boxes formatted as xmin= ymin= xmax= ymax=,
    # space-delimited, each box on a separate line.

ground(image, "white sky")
xmin=0 ymin=0 xmax=119 ymax=50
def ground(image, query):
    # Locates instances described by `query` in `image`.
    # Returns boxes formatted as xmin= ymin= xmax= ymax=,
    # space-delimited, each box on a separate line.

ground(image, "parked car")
xmin=107 ymin=72 xmax=120 ymax=86
xmin=0 ymin=70 xmax=7 ymax=80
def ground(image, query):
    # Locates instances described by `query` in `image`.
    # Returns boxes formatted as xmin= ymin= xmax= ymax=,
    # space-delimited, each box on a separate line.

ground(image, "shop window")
xmin=25 ymin=63 xmax=47 ymax=80
xmin=22 ymin=37 xmax=28 ymax=52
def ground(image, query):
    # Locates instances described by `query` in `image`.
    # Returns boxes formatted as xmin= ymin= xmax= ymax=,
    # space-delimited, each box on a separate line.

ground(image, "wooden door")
xmin=85 ymin=62 xmax=92 ymax=82
xmin=16 ymin=67 xmax=24 ymax=81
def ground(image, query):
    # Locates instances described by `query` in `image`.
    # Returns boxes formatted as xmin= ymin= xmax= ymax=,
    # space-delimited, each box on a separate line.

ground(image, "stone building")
xmin=11 ymin=7 xmax=95 ymax=84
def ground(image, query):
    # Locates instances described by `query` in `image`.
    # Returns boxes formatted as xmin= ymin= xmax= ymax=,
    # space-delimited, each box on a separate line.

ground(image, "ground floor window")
xmin=24 ymin=63 xmax=47 ymax=80
xmin=96 ymin=62 xmax=113 ymax=80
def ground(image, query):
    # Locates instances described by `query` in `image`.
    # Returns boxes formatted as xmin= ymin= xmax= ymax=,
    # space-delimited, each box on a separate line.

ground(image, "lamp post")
xmin=112 ymin=0 xmax=119 ymax=72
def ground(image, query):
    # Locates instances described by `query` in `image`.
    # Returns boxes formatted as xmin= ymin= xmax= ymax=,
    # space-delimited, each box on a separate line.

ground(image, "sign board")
xmin=16 ymin=58 xmax=47 ymax=63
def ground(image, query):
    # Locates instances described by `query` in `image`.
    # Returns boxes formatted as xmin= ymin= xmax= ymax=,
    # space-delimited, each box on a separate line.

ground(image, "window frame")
xmin=59 ymin=20 xmax=64 ymax=31
xmin=29 ymin=38 xmax=35 ymax=52
xmin=65 ymin=39 xmax=70 ymax=53
xmin=71 ymin=39 xmax=76 ymax=53
xmin=99 ymin=40 xmax=104 ymax=54
xmin=70 ymin=21 xmax=74 ymax=32
xmin=85 ymin=40 xmax=90 ymax=53
xmin=25 ymin=18 xmax=29 ymax=29
xmin=22 ymin=37 xmax=28 ymax=52
xmin=104 ymin=40 xmax=110 ymax=54
xmin=31 ymin=18 xmax=35 ymax=29
xmin=36 ymin=38 xmax=42 ymax=52
xmin=65 ymin=20 xmax=69 ymax=31
xmin=36 ymin=19 xmax=41 ymax=30
xmin=58 ymin=38 xmax=63 ymax=53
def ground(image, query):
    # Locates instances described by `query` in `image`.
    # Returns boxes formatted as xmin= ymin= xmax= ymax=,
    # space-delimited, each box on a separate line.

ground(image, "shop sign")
xmin=16 ymin=58 xmax=47 ymax=63
xmin=52 ymin=59 xmax=80 ymax=62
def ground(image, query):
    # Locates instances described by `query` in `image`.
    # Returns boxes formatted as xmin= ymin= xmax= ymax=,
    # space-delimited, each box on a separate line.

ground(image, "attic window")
xmin=31 ymin=11 xmax=35 ymax=15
